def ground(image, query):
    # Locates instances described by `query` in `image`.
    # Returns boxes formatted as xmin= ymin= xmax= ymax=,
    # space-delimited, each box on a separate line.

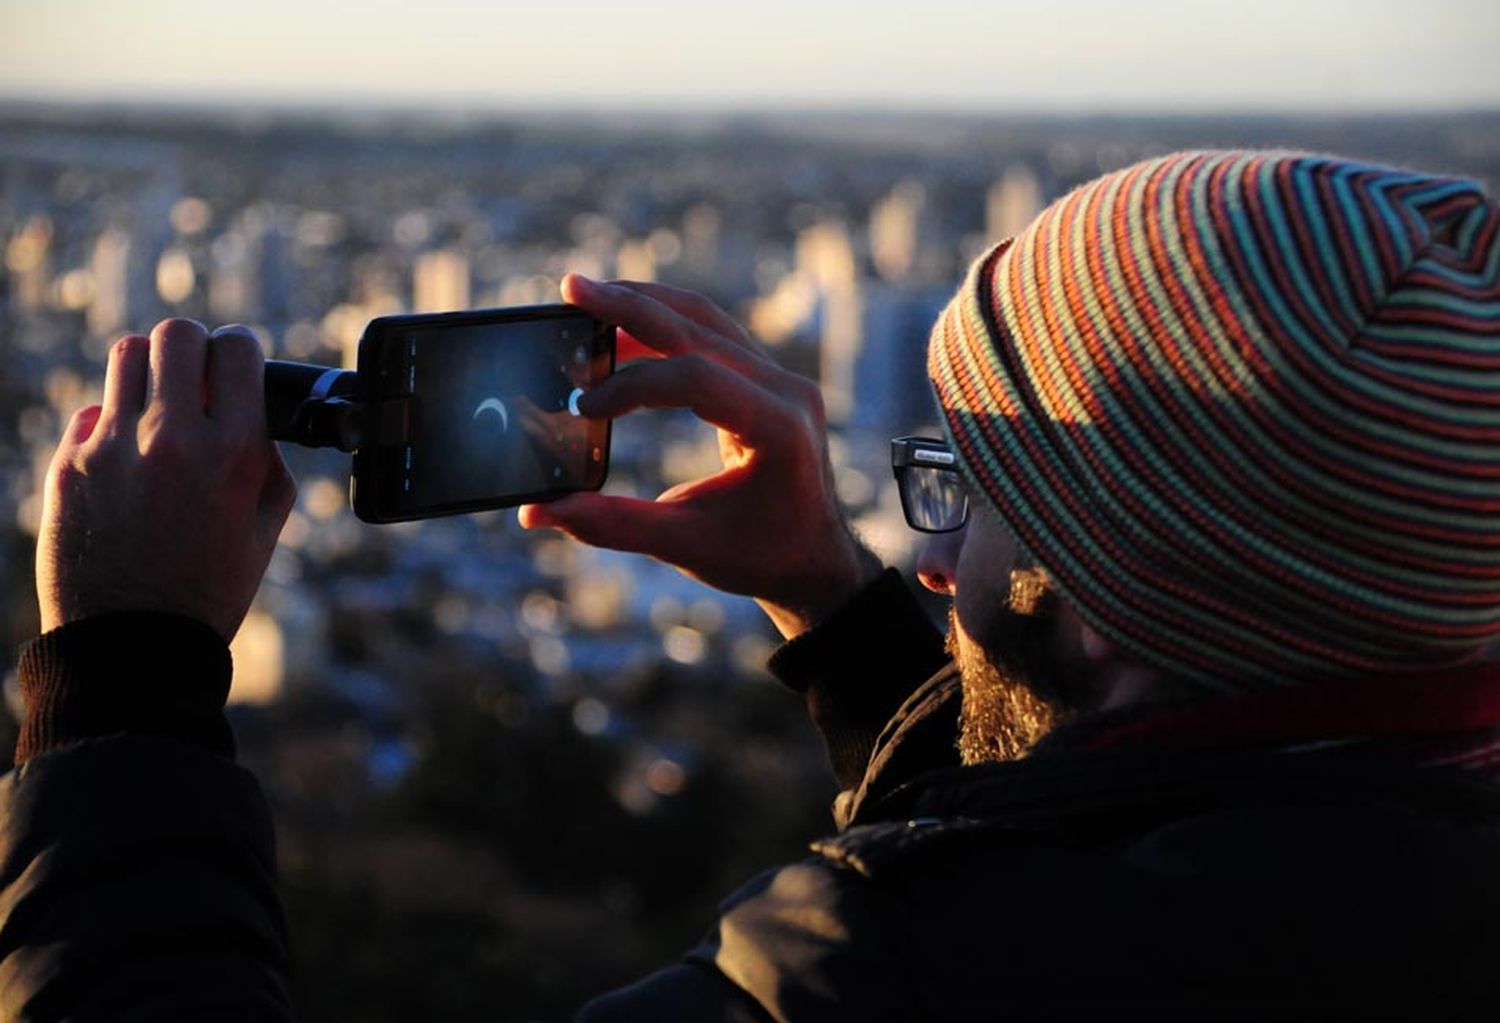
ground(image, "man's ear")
xmin=1079 ymin=622 xmax=1116 ymax=663
xmin=1073 ymin=619 xmax=1183 ymax=710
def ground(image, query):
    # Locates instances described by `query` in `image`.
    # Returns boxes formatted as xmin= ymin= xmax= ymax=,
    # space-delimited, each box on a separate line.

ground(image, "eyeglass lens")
xmin=900 ymin=466 xmax=968 ymax=531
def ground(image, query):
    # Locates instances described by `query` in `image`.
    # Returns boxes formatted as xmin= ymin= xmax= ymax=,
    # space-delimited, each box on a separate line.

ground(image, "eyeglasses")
xmin=891 ymin=436 xmax=969 ymax=533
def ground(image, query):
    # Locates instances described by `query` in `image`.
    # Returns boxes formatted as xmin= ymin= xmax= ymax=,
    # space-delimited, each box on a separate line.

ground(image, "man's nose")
xmin=915 ymin=526 xmax=965 ymax=596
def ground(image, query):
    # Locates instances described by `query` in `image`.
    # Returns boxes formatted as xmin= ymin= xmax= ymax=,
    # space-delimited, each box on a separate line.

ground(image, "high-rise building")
xmin=870 ymin=180 xmax=925 ymax=282
xmin=6 ymin=214 xmax=53 ymax=313
xmin=615 ymin=238 xmax=656 ymax=282
xmin=156 ymin=246 xmax=196 ymax=306
xmin=413 ymin=248 xmax=470 ymax=313
xmin=851 ymin=283 xmax=951 ymax=435
xmin=208 ymin=227 xmax=257 ymax=322
xmin=986 ymin=164 xmax=1044 ymax=242
xmin=797 ymin=221 xmax=863 ymax=425
xmin=87 ymin=226 xmax=130 ymax=338
xmin=680 ymin=203 xmax=721 ymax=283
xmin=228 ymin=609 xmax=285 ymax=705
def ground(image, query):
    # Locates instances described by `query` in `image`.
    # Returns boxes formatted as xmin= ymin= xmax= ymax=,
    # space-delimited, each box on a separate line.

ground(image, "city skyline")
xmin=2 ymin=0 xmax=1498 ymax=113
xmin=4 ymin=98 xmax=1499 ymax=1016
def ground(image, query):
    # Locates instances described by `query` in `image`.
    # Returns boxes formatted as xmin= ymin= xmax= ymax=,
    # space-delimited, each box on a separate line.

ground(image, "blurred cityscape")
xmin=2 ymin=103 xmax=1498 ymax=1019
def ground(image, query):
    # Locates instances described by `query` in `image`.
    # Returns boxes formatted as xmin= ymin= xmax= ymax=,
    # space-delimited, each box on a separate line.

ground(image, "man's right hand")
xmin=519 ymin=274 xmax=882 ymax=639
xmin=35 ymin=319 xmax=297 ymax=644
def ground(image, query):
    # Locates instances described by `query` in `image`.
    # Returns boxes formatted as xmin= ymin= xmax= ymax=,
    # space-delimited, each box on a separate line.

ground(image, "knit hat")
xmin=928 ymin=150 xmax=1500 ymax=690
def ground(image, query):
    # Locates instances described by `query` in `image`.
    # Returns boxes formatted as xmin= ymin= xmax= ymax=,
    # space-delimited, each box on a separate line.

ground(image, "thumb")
xmin=520 ymin=492 xmax=686 ymax=559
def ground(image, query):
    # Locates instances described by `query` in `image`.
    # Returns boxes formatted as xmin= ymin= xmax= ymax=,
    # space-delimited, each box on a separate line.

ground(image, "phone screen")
xmin=353 ymin=305 xmax=613 ymax=522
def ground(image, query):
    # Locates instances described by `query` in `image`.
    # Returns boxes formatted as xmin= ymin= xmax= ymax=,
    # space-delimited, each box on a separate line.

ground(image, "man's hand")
xmin=519 ymin=274 xmax=882 ymax=639
xmin=35 ymin=319 xmax=297 ymax=643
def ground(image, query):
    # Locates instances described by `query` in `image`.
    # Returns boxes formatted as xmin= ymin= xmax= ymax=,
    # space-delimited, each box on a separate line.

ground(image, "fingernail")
xmin=152 ymin=317 xmax=208 ymax=341
xmin=210 ymin=324 xmax=253 ymax=339
xmin=518 ymin=505 xmax=549 ymax=530
xmin=577 ymin=274 xmax=619 ymax=293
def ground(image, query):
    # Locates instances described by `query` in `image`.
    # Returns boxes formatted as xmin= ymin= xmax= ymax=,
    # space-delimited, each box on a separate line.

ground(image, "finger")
xmin=575 ymin=355 xmax=792 ymax=443
xmin=58 ymin=405 xmax=103 ymax=452
xmin=48 ymin=405 xmax=103 ymax=488
xmin=615 ymin=328 xmax=660 ymax=365
xmin=148 ymin=318 xmax=209 ymax=418
xmin=205 ymin=324 xmax=266 ymax=432
xmin=609 ymin=280 xmax=753 ymax=346
xmin=519 ymin=492 xmax=690 ymax=558
xmin=562 ymin=273 xmax=761 ymax=375
xmin=101 ymin=335 xmax=150 ymax=422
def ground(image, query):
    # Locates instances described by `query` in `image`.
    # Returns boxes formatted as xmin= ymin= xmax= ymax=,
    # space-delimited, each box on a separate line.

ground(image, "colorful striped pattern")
xmin=928 ymin=151 xmax=1500 ymax=690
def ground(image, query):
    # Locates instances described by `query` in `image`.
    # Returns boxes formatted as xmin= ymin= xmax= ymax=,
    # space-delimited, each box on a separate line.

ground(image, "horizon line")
xmin=3 ymin=92 xmax=1499 ymax=123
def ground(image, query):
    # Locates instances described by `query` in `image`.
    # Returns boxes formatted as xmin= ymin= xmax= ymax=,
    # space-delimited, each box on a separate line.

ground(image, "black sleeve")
xmin=0 ymin=615 xmax=293 ymax=1020
xmin=14 ymin=611 xmax=236 ymax=765
xmin=766 ymin=568 xmax=951 ymax=794
xmin=577 ymin=573 xmax=956 ymax=1018
xmin=576 ymin=962 xmax=776 ymax=1023
xmin=580 ymin=858 xmax=915 ymax=1023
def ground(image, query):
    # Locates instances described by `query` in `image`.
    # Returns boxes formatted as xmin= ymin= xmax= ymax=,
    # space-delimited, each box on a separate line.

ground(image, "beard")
xmin=947 ymin=572 xmax=1071 ymax=766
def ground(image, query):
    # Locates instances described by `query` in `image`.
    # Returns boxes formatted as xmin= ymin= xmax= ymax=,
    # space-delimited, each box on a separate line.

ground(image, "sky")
xmin=1 ymin=0 xmax=1497 ymax=113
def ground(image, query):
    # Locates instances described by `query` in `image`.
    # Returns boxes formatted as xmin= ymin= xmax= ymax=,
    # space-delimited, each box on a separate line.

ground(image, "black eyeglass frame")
xmin=890 ymin=435 xmax=970 ymax=534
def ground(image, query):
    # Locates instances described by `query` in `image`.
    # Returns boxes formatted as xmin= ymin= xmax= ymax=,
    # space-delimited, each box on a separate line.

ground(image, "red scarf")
xmin=1082 ymin=659 xmax=1500 ymax=771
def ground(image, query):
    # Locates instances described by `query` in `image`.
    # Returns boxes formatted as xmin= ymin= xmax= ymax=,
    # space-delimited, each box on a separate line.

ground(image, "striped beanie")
xmin=928 ymin=150 xmax=1500 ymax=690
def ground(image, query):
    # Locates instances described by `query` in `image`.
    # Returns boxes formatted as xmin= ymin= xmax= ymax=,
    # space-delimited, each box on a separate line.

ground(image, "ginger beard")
xmin=947 ymin=567 xmax=1069 ymax=765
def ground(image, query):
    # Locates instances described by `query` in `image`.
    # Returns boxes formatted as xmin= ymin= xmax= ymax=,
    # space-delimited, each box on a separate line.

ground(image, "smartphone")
xmin=350 ymin=303 xmax=614 ymax=524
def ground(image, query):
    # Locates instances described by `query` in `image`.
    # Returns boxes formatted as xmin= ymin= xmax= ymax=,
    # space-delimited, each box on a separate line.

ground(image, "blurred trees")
xmin=233 ymin=649 xmax=834 ymax=1021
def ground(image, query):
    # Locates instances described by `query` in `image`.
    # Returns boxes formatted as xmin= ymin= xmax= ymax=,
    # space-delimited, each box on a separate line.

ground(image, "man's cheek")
xmin=951 ymin=513 xmax=1021 ymax=651
xmin=953 ymin=573 xmax=1018 ymax=660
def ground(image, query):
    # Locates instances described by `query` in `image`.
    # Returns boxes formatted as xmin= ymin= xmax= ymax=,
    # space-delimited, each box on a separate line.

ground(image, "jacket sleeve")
xmin=579 ymin=570 xmax=955 ymax=1021
xmin=578 ymin=857 xmax=914 ymax=1023
xmin=766 ymin=567 xmax=956 ymax=815
xmin=0 ymin=614 xmax=293 ymax=1021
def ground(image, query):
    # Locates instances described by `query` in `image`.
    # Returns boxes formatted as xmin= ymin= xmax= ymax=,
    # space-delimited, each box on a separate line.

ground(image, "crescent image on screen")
xmin=406 ymin=315 xmax=596 ymax=508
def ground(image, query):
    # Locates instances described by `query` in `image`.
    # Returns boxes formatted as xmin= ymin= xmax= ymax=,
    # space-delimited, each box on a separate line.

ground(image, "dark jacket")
xmin=4 ymin=571 xmax=1500 ymax=1020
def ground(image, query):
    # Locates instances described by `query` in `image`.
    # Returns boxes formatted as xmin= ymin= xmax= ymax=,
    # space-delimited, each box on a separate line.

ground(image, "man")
xmin=4 ymin=150 xmax=1499 ymax=1019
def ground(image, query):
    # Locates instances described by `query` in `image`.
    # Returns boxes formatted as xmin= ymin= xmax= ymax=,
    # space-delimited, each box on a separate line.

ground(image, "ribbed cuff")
xmin=15 ymin=612 xmax=236 ymax=766
xmin=768 ymin=568 xmax=950 ymax=791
